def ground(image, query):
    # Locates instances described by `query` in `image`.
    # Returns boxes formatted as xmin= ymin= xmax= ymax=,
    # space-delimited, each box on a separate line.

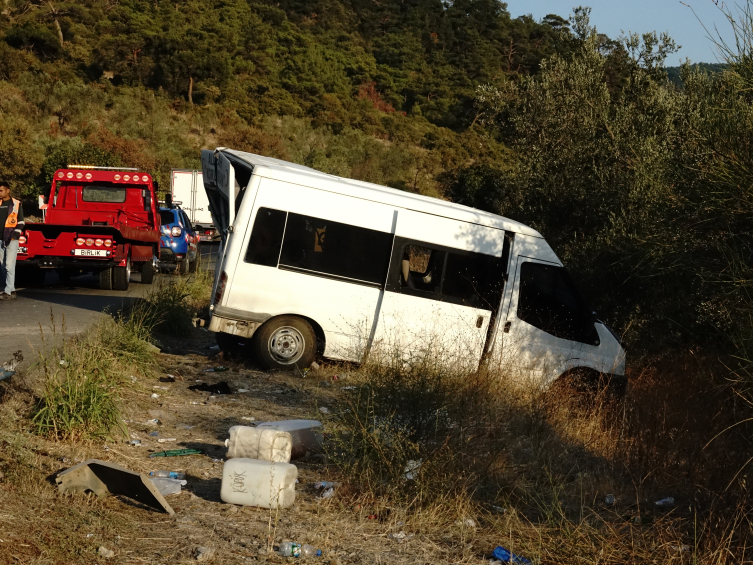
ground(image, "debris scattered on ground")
xmin=157 ymin=438 xmax=176 ymax=443
xmin=456 ymin=518 xmax=476 ymax=528
xmin=151 ymin=477 xmax=187 ymax=496
xmin=318 ymin=406 xmax=330 ymax=414
xmin=241 ymin=416 xmax=255 ymax=421
xmin=313 ymin=481 xmax=339 ymax=490
xmin=404 ymin=459 xmax=422 ymax=480
xmin=146 ymin=418 xmax=160 ymax=425
xmin=605 ymin=494 xmax=615 ymax=505
xmin=129 ymin=440 xmax=142 ymax=446
xmin=204 ymin=365 xmax=228 ymax=372
xmin=98 ymin=546 xmax=115 ymax=558
xmin=492 ymin=546 xmax=531 ymax=564
xmin=388 ymin=531 xmax=414 ymax=543
xmin=310 ymin=361 xmax=320 ymax=370
xmin=0 ymin=349 xmax=24 ymax=381
xmin=160 ymin=375 xmax=178 ymax=382
xmin=208 ymin=345 xmax=220 ymax=351
xmin=672 ymin=545 xmax=691 ymax=552
xmin=194 ymin=546 xmax=216 ymax=561
xmin=149 ymin=449 xmax=203 ymax=458
xmin=320 ymin=487 xmax=334 ymax=499
xmin=56 ymin=459 xmax=174 ymax=514
xmin=59 ymin=359 xmax=68 ymax=367
xmin=151 ymin=393 xmax=160 ymax=399
xmin=2 ymin=350 xmax=22 ymax=372
xmin=655 ymin=497 xmax=675 ymax=507
xmin=237 ymin=388 xmax=249 ymax=393
xmin=189 ymin=381 xmax=231 ymax=395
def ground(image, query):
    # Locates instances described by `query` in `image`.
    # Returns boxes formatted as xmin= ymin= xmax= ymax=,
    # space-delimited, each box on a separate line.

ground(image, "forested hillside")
xmin=1 ymin=0 xmax=752 ymax=370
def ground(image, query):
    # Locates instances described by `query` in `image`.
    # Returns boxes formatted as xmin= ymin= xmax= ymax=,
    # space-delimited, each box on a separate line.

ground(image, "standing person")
xmin=0 ymin=181 xmax=24 ymax=300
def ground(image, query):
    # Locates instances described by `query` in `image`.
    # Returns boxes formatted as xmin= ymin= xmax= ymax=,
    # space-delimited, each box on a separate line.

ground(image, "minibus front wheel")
xmin=253 ymin=316 xmax=316 ymax=370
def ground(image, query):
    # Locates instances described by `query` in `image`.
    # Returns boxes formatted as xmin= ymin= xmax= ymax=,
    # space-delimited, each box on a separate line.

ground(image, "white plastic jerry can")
xmin=255 ymin=420 xmax=323 ymax=459
xmin=225 ymin=426 xmax=293 ymax=462
xmin=220 ymin=458 xmax=297 ymax=509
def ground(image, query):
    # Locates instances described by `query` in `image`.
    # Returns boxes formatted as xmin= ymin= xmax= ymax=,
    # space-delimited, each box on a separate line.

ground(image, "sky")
xmin=505 ymin=0 xmax=737 ymax=65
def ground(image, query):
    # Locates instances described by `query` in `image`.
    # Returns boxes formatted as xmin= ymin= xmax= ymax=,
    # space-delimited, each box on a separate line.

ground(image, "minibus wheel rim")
xmin=268 ymin=326 xmax=305 ymax=364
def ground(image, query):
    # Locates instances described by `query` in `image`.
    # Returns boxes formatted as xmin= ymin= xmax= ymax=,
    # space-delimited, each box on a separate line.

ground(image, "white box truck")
xmin=200 ymin=148 xmax=626 ymax=388
xmin=170 ymin=169 xmax=216 ymax=241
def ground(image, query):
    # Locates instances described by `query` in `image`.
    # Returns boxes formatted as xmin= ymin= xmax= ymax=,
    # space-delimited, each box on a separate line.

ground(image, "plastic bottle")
xmin=149 ymin=471 xmax=185 ymax=479
xmin=277 ymin=542 xmax=322 ymax=557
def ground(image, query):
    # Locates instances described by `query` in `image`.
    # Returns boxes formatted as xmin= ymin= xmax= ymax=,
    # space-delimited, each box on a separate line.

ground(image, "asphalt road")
xmin=0 ymin=242 xmax=220 ymax=370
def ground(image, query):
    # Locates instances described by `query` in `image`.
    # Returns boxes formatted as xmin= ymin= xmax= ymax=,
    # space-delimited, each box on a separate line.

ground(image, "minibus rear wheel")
xmin=253 ymin=316 xmax=316 ymax=370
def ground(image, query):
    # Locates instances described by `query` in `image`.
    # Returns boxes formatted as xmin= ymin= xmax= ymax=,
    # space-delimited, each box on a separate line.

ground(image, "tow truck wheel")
xmin=99 ymin=268 xmax=113 ymax=290
xmin=113 ymin=257 xmax=131 ymax=291
xmin=140 ymin=261 xmax=155 ymax=284
xmin=178 ymin=255 xmax=190 ymax=275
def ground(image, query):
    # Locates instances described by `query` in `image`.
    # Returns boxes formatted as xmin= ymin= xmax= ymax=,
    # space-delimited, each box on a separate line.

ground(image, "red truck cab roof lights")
xmin=55 ymin=169 xmax=152 ymax=183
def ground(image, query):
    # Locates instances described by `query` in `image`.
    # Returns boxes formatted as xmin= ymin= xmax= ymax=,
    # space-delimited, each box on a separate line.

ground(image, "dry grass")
xmin=0 ymin=305 xmax=752 ymax=563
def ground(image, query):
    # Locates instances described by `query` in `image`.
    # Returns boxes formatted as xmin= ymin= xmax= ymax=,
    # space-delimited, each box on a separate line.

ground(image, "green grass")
xmin=30 ymin=314 xmax=157 ymax=441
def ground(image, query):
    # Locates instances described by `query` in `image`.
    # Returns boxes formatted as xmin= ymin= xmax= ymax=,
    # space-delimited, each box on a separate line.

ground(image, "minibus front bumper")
xmin=208 ymin=305 xmax=271 ymax=338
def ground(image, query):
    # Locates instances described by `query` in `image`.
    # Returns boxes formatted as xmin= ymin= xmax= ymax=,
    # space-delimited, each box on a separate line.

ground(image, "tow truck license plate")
xmin=74 ymin=249 xmax=108 ymax=257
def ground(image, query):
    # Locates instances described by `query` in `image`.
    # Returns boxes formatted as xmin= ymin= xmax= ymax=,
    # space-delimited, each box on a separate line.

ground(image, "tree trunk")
xmin=188 ymin=76 xmax=194 ymax=106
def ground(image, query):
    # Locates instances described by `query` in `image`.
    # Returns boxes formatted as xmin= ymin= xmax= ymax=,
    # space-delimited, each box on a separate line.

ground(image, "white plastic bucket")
xmin=225 ymin=426 xmax=293 ymax=462
xmin=256 ymin=420 xmax=323 ymax=459
xmin=220 ymin=458 xmax=297 ymax=509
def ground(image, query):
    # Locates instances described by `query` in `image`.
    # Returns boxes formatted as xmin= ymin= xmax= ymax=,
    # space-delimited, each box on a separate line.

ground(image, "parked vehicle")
xmin=200 ymin=149 xmax=626 ymax=388
xmin=18 ymin=166 xmax=160 ymax=291
xmin=171 ymin=169 xmax=216 ymax=241
xmin=158 ymin=205 xmax=199 ymax=274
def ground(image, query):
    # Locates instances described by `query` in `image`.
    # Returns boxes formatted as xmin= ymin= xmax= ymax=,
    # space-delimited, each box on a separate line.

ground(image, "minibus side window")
xmin=398 ymin=242 xmax=505 ymax=309
xmin=517 ymin=262 xmax=598 ymax=344
xmin=401 ymin=245 xmax=445 ymax=294
xmin=279 ymin=213 xmax=392 ymax=285
xmin=244 ymin=207 xmax=287 ymax=267
xmin=443 ymin=252 xmax=505 ymax=309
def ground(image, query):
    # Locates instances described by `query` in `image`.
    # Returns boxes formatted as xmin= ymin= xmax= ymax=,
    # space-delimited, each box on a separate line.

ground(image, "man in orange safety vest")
xmin=0 ymin=181 xmax=24 ymax=300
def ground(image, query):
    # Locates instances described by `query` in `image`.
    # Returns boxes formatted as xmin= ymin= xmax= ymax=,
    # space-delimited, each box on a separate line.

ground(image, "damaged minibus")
xmin=200 ymin=148 xmax=625 ymax=387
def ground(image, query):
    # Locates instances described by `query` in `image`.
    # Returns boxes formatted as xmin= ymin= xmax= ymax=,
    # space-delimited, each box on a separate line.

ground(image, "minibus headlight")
xmin=171 ymin=226 xmax=182 ymax=237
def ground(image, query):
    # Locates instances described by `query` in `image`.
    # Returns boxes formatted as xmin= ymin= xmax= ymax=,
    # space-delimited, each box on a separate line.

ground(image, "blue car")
xmin=159 ymin=206 xmax=199 ymax=274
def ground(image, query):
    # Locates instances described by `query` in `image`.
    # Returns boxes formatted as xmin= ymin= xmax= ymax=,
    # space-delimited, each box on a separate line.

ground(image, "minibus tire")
xmin=253 ymin=316 xmax=316 ymax=370
xmin=99 ymin=267 xmax=113 ymax=290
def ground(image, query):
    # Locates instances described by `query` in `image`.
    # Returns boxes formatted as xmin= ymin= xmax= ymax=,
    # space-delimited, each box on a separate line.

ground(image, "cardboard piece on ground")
xmin=55 ymin=459 xmax=174 ymax=515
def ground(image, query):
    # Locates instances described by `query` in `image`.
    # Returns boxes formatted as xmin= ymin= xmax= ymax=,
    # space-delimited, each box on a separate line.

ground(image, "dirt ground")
xmin=0 ymin=327 xmax=505 ymax=565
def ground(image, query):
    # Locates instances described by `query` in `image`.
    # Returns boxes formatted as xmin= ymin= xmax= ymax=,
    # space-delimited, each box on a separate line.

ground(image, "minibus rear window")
xmin=245 ymin=208 xmax=287 ymax=267
xmin=279 ymin=213 xmax=392 ymax=285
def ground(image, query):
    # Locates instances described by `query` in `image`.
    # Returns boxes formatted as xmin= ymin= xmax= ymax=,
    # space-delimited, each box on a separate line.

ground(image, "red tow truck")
xmin=17 ymin=166 xmax=161 ymax=291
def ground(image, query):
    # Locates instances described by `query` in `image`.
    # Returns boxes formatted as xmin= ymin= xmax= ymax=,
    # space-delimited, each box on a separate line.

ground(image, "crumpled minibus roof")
xmin=219 ymin=148 xmax=543 ymax=238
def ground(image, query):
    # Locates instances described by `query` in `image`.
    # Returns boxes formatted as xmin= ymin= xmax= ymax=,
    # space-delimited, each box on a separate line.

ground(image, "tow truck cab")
xmin=18 ymin=167 xmax=161 ymax=291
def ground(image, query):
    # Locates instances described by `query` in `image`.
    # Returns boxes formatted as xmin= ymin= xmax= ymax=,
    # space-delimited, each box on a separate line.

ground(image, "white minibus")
xmin=200 ymin=148 xmax=625 ymax=387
